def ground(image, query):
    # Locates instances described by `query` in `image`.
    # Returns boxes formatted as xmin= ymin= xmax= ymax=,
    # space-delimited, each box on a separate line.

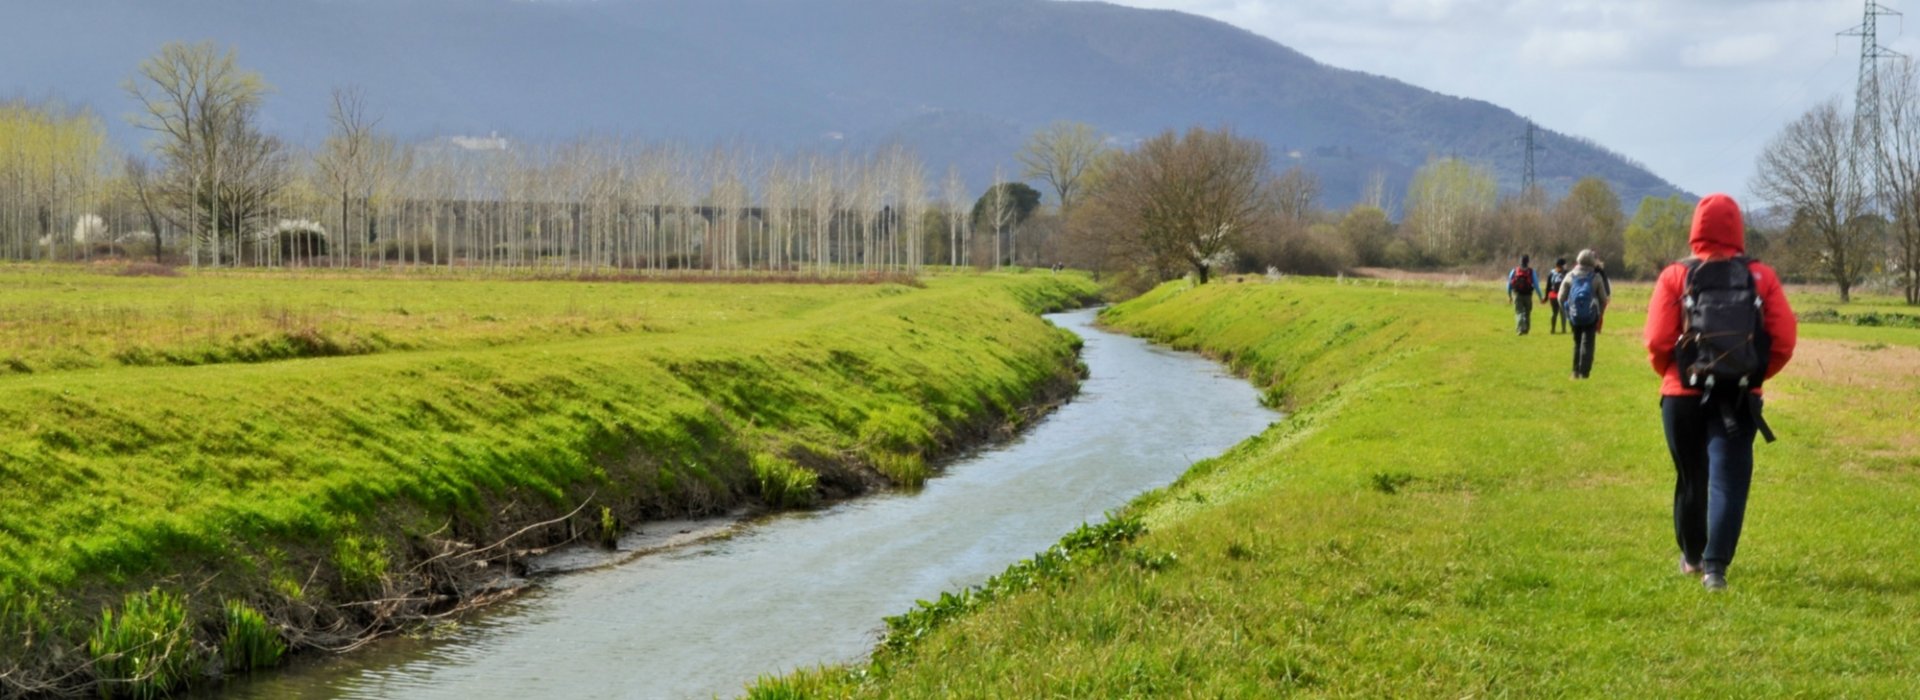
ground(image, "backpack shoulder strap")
xmin=1681 ymin=257 xmax=1708 ymax=295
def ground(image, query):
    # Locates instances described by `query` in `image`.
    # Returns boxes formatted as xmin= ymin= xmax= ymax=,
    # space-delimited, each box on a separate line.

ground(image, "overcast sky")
xmin=1091 ymin=0 xmax=1908 ymax=204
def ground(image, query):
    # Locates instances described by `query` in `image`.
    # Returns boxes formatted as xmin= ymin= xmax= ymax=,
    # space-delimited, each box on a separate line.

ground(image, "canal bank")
xmin=210 ymin=308 xmax=1280 ymax=699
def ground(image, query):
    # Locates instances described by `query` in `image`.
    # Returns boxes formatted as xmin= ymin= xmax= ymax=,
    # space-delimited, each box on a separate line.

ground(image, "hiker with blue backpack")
xmin=1643 ymin=193 xmax=1797 ymax=592
xmin=1558 ymin=250 xmax=1610 ymax=379
xmin=1506 ymin=255 xmax=1545 ymax=335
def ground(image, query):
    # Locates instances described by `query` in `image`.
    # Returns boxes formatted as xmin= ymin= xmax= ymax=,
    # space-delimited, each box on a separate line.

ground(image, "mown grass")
xmin=756 ymin=275 xmax=1920 ymax=697
xmin=0 ymin=266 xmax=1097 ymax=695
xmin=0 ymin=263 xmax=908 ymax=375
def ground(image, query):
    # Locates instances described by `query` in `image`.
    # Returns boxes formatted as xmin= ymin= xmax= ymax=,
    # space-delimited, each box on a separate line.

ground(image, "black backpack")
xmin=1675 ymin=256 xmax=1777 ymax=441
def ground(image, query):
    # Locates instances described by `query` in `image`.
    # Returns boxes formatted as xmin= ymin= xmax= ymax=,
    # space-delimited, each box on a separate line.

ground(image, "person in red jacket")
xmin=1643 ymin=193 xmax=1797 ymax=592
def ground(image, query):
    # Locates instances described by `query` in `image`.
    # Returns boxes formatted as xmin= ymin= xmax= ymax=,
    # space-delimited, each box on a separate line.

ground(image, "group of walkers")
xmin=1508 ymin=251 xmax=1612 ymax=379
xmin=1504 ymin=194 xmax=1799 ymax=592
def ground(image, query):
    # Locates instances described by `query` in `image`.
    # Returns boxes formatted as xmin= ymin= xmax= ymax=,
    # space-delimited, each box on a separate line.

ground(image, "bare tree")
xmin=125 ymin=157 xmax=168 ymax=262
xmin=1082 ymin=127 xmax=1275 ymax=284
xmin=1753 ymin=98 xmax=1873 ymax=302
xmin=124 ymin=41 xmax=268 ymax=267
xmin=204 ymin=107 xmax=291 ymax=262
xmin=895 ymin=149 xmax=928 ymax=270
xmin=941 ymin=166 xmax=969 ymax=267
xmin=1017 ymin=121 xmax=1106 ymax=215
xmin=804 ymin=154 xmax=837 ymax=274
xmin=1876 ymin=62 xmax=1920 ymax=305
xmin=985 ymin=166 xmax=1012 ymax=268
xmin=1403 ymin=157 xmax=1497 ymax=263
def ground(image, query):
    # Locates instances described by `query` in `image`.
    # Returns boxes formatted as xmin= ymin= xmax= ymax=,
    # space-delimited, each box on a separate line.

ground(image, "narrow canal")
xmin=217 ymin=308 xmax=1280 ymax=699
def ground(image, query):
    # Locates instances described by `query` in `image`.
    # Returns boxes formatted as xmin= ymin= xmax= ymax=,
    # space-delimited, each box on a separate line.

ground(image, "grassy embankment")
xmin=757 ymin=275 xmax=1920 ymax=697
xmin=0 ymin=265 xmax=1098 ymax=697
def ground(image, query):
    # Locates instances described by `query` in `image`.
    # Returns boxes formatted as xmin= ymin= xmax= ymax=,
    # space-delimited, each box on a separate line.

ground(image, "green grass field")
xmin=756 ymin=275 xmax=1920 ymax=697
xmin=0 ymin=265 xmax=1097 ymax=696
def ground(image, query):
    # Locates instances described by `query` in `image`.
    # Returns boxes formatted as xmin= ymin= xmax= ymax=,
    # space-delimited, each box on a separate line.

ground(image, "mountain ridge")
xmin=0 ymin=0 xmax=1689 ymax=207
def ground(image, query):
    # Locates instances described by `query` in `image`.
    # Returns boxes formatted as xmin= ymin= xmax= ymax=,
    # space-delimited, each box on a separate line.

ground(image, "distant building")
xmin=450 ymin=131 xmax=509 ymax=151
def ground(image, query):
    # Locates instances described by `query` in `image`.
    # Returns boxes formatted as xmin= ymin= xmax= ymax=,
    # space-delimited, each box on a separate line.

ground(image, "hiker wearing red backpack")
xmin=1643 ymin=193 xmax=1797 ymax=592
xmin=1506 ymin=255 xmax=1545 ymax=335
xmin=1558 ymin=250 xmax=1609 ymax=379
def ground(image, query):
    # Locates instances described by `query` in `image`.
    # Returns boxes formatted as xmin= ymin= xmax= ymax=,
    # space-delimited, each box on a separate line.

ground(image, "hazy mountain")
xmin=0 ymin=0 xmax=1689 ymax=207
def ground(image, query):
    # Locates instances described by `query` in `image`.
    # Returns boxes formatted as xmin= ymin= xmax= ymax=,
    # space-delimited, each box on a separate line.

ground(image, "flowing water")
xmin=216 ymin=308 xmax=1280 ymax=700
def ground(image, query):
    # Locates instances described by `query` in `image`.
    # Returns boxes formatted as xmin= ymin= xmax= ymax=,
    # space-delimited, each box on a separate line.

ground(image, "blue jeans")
xmin=1662 ymin=395 xmax=1759 ymax=575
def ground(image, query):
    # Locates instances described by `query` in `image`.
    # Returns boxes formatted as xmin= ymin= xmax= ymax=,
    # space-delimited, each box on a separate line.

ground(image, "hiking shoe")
xmin=1680 ymin=559 xmax=1704 ymax=577
xmin=1703 ymin=573 xmax=1728 ymax=591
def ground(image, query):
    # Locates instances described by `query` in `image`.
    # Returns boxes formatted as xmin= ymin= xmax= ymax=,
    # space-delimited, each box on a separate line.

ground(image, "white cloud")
xmin=1519 ymin=29 xmax=1637 ymax=69
xmin=1082 ymin=0 xmax=1865 ymax=198
xmin=1387 ymin=0 xmax=1468 ymax=22
xmin=1681 ymin=34 xmax=1783 ymax=68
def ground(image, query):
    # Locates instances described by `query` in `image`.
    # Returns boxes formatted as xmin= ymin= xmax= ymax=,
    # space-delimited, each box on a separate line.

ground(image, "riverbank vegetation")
xmin=755 ymin=276 xmax=1920 ymax=697
xmin=0 ymin=266 xmax=1097 ymax=697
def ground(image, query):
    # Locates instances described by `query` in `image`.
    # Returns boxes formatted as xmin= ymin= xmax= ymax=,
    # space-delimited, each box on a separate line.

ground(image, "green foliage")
xmin=750 ymin=454 xmax=819 ymax=509
xmin=597 ymin=506 xmax=621 ymax=548
xmin=1558 ymin=176 xmax=1626 ymax=264
xmin=88 ymin=588 xmax=196 ymax=699
xmin=1368 ymin=471 xmax=1416 ymax=495
xmin=969 ymin=182 xmax=1042 ymax=231
xmin=858 ymin=405 xmax=935 ymax=456
xmin=218 ymin=600 xmax=284 ymax=673
xmin=874 ymin=514 xmax=1145 ymax=658
xmin=331 ymin=535 xmax=390 ymax=594
xmin=1798 ymin=308 xmax=1920 ymax=329
xmin=1336 ymin=205 xmax=1395 ymax=267
xmin=868 ymin=452 xmax=929 ymax=488
xmin=1623 ymin=194 xmax=1693 ymax=277
xmin=860 ymin=405 xmax=938 ymax=487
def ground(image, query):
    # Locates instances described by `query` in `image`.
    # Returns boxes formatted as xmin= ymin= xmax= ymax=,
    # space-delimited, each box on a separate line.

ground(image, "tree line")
xmin=0 ymin=42 xmax=1065 ymax=274
xmin=1026 ymin=99 xmax=1914 ymax=304
xmin=1027 ymin=123 xmax=1634 ymax=291
xmin=10 ymin=40 xmax=1911 ymax=302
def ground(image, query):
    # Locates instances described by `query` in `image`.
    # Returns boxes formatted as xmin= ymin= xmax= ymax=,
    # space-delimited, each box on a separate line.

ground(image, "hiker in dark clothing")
xmin=1545 ymin=259 xmax=1569 ymax=334
xmin=1506 ymin=255 xmax=1544 ymax=335
xmin=1558 ymin=250 xmax=1609 ymax=379
xmin=1643 ymin=193 xmax=1798 ymax=592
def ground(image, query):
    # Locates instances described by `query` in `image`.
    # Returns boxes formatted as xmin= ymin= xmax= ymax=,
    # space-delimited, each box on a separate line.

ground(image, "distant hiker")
xmin=1593 ymin=260 xmax=1614 ymax=332
xmin=1507 ymin=255 xmax=1544 ymax=335
xmin=1545 ymin=258 xmax=1569 ymax=334
xmin=1558 ymin=250 xmax=1610 ymax=379
xmin=1643 ymin=193 xmax=1797 ymax=592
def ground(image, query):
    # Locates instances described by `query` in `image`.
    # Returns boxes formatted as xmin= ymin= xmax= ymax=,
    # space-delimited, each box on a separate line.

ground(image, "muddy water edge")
xmin=208 ymin=308 xmax=1282 ymax=700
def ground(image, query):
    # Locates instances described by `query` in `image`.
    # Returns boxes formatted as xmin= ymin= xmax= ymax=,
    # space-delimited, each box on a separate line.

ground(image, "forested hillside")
xmin=0 ymin=0 xmax=1687 ymax=207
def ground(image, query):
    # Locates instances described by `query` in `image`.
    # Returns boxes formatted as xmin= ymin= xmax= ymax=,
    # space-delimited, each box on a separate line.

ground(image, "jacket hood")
xmin=1576 ymin=249 xmax=1596 ymax=268
xmin=1690 ymin=193 xmax=1744 ymax=258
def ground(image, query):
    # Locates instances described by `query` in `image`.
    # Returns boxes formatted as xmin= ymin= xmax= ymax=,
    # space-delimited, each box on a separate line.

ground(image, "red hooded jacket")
xmin=1643 ymin=193 xmax=1797 ymax=396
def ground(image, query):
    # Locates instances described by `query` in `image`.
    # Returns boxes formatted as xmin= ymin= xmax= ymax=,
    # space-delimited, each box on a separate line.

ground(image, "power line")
xmin=1842 ymin=1 xmax=1904 ymax=150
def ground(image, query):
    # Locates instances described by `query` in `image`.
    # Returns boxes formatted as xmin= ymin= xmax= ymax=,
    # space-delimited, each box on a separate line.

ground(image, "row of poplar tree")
xmin=0 ymin=42 xmax=1052 ymax=274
